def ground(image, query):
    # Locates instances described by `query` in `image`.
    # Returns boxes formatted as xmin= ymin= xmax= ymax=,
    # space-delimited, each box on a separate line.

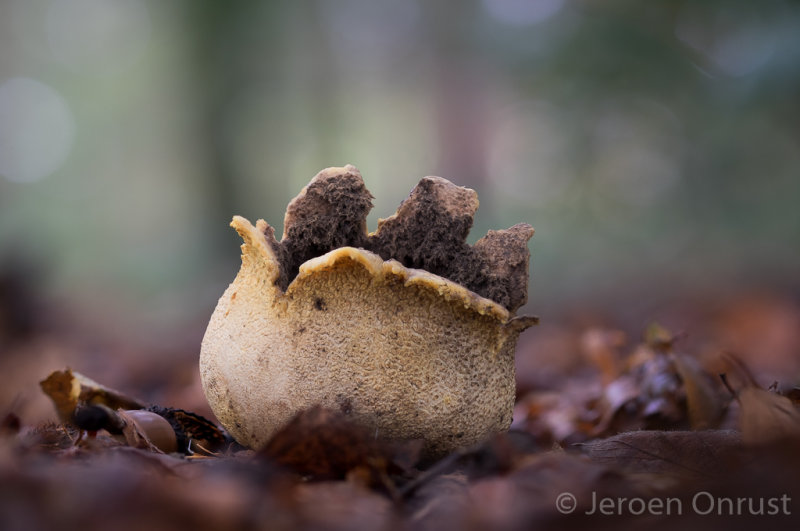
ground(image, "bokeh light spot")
xmin=0 ymin=77 xmax=75 ymax=183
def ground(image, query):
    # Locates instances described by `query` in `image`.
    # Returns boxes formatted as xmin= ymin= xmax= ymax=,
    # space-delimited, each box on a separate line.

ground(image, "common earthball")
xmin=200 ymin=165 xmax=537 ymax=458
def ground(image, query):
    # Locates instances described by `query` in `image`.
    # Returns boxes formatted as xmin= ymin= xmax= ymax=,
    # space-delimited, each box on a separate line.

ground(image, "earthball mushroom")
xmin=200 ymin=165 xmax=537 ymax=458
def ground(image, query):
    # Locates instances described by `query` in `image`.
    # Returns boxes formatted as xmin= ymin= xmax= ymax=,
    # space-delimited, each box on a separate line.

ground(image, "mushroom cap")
xmin=200 ymin=166 xmax=536 ymax=458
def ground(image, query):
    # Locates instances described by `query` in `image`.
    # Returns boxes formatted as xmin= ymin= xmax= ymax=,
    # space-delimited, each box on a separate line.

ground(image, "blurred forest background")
xmin=1 ymin=1 xmax=799 ymax=421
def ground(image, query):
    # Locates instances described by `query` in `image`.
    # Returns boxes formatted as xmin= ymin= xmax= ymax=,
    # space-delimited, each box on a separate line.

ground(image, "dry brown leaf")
xmin=39 ymin=369 xmax=144 ymax=422
xmin=591 ymin=375 xmax=641 ymax=436
xmin=465 ymin=452 xmax=634 ymax=529
xmin=672 ymin=353 xmax=725 ymax=430
xmin=291 ymin=480 xmax=396 ymax=530
xmin=580 ymin=430 xmax=745 ymax=480
xmin=786 ymin=387 xmax=800 ymax=405
xmin=514 ymin=390 xmax=593 ymax=445
xmin=407 ymin=473 xmax=470 ymax=525
xmin=644 ymin=322 xmax=679 ymax=352
xmin=581 ymin=328 xmax=626 ymax=384
xmin=738 ymin=386 xmax=800 ymax=446
xmin=260 ymin=405 xmax=416 ymax=486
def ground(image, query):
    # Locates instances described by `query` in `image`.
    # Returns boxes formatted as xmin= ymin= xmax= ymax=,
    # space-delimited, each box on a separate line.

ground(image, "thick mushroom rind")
xmin=200 ymin=165 xmax=537 ymax=458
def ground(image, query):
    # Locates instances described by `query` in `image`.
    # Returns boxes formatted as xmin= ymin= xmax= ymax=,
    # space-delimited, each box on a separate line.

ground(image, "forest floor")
xmin=1 ymin=274 xmax=799 ymax=530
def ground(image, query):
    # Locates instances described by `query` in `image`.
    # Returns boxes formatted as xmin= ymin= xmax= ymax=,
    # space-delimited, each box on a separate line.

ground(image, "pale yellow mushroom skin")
xmin=200 ymin=168 xmax=536 ymax=458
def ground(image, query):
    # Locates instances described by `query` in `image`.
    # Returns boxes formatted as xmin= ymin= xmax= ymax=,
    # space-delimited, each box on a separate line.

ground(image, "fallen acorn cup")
xmin=200 ymin=165 xmax=538 ymax=458
xmin=72 ymin=404 xmax=179 ymax=454
xmin=69 ymin=404 xmax=230 ymax=455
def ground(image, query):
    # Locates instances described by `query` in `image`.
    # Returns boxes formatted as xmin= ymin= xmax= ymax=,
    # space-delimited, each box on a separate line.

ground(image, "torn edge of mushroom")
xmin=230 ymin=165 xmax=538 ymax=328
xmin=232 ymin=215 xmax=538 ymax=328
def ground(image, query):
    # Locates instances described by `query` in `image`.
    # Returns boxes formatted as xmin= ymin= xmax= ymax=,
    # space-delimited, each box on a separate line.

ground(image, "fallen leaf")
xmin=579 ymin=430 xmax=745 ymax=480
xmin=466 ymin=452 xmax=634 ymax=529
xmin=39 ymin=369 xmax=144 ymax=422
xmin=407 ymin=473 xmax=470 ymax=525
xmin=291 ymin=480 xmax=396 ymax=530
xmin=672 ymin=353 xmax=725 ymax=430
xmin=738 ymin=387 xmax=800 ymax=446
xmin=785 ymin=387 xmax=800 ymax=405
xmin=581 ymin=328 xmax=626 ymax=384
xmin=644 ymin=322 xmax=679 ymax=352
xmin=260 ymin=405 xmax=408 ymax=485
xmin=591 ymin=375 xmax=641 ymax=436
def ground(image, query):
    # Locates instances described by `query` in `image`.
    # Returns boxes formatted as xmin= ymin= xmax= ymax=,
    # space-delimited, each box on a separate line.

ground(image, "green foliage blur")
xmin=1 ymin=0 xmax=798 ymax=330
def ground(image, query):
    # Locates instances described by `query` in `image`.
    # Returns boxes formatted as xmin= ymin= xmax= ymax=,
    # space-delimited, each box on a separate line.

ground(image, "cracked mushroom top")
xmin=254 ymin=165 xmax=533 ymax=314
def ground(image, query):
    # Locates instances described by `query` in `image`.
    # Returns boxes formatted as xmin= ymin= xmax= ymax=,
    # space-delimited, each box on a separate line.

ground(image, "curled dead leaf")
xmin=672 ymin=353 xmax=725 ymax=430
xmin=39 ymin=369 xmax=144 ymax=422
xmin=581 ymin=328 xmax=626 ymax=384
xmin=738 ymin=387 xmax=800 ymax=446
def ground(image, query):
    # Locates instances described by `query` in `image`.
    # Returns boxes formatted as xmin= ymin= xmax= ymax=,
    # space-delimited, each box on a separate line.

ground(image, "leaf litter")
xmin=2 ymin=312 xmax=800 ymax=529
